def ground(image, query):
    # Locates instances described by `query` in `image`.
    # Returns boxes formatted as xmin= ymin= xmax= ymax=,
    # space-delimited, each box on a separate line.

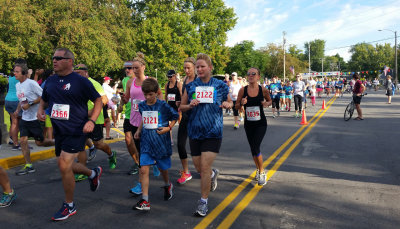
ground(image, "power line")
xmin=325 ymin=36 xmax=396 ymax=51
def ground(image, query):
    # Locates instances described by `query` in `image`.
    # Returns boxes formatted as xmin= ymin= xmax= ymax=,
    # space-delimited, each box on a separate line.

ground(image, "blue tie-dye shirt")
xmin=186 ymin=77 xmax=229 ymax=140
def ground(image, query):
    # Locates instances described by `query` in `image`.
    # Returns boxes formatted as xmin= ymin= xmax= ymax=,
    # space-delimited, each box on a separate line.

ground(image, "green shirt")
xmin=88 ymin=77 xmax=105 ymax=124
xmin=122 ymin=76 xmax=131 ymax=119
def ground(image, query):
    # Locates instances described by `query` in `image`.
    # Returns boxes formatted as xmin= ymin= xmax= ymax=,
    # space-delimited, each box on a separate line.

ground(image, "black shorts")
xmin=353 ymin=95 xmax=362 ymax=105
xmin=232 ymin=100 xmax=239 ymax=116
xmin=189 ymin=138 xmax=222 ymax=156
xmin=123 ymin=118 xmax=136 ymax=133
xmin=103 ymin=105 xmax=109 ymax=119
xmin=271 ymin=97 xmax=280 ymax=109
xmin=86 ymin=124 xmax=104 ymax=142
xmin=386 ymin=89 xmax=393 ymax=96
xmin=19 ymin=119 xmax=44 ymax=141
xmin=55 ymin=134 xmax=87 ymax=156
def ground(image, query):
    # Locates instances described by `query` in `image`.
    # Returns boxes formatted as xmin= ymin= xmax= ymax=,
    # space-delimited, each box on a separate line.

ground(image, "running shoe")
xmin=272 ymin=115 xmax=276 ymax=118
xmin=108 ymin=151 xmax=117 ymax=169
xmin=11 ymin=145 xmax=20 ymax=151
xmin=0 ymin=191 xmax=17 ymax=208
xmin=153 ymin=165 xmax=160 ymax=177
xmin=74 ymin=174 xmax=88 ymax=182
xmin=164 ymin=183 xmax=174 ymax=201
xmin=277 ymin=111 xmax=280 ymax=116
xmin=195 ymin=200 xmax=208 ymax=217
xmin=129 ymin=182 xmax=142 ymax=195
xmin=210 ymin=168 xmax=220 ymax=192
xmin=88 ymin=166 xmax=102 ymax=192
xmin=87 ymin=147 xmax=97 ymax=161
xmin=234 ymin=123 xmax=238 ymax=129
xmin=127 ymin=164 xmax=139 ymax=175
xmin=255 ymin=169 xmax=260 ymax=181
xmin=15 ymin=164 xmax=35 ymax=176
xmin=177 ymin=171 xmax=192 ymax=184
xmin=134 ymin=199 xmax=150 ymax=211
xmin=52 ymin=202 xmax=76 ymax=221
xmin=258 ymin=171 xmax=267 ymax=186
xmin=240 ymin=117 xmax=244 ymax=122
xmin=8 ymin=138 xmax=14 ymax=145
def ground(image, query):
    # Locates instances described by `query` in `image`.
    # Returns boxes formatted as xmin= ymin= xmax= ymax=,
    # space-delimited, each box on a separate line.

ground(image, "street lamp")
xmin=283 ymin=31 xmax=286 ymax=81
xmin=378 ymin=29 xmax=398 ymax=85
xmin=155 ymin=68 xmax=158 ymax=80
xmin=320 ymin=58 xmax=324 ymax=73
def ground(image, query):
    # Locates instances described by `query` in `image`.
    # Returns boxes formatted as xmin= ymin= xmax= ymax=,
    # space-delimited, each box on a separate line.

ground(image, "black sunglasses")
xmin=247 ymin=72 xmax=257 ymax=76
xmin=52 ymin=56 xmax=71 ymax=61
xmin=167 ymin=75 xmax=174 ymax=78
xmin=125 ymin=67 xmax=133 ymax=70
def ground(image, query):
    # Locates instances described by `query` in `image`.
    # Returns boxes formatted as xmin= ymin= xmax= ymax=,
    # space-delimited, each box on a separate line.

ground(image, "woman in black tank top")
xmin=235 ymin=67 xmax=272 ymax=186
xmin=164 ymin=70 xmax=182 ymax=111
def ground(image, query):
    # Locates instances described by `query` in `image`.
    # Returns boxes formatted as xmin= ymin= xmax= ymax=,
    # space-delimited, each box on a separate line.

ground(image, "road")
xmin=1 ymin=89 xmax=399 ymax=229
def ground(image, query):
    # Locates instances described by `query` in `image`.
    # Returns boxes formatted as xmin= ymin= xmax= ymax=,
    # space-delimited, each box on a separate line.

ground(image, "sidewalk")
xmin=0 ymin=127 xmax=125 ymax=169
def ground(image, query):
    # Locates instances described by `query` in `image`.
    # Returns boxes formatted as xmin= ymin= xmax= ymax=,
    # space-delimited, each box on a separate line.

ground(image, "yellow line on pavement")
xmin=112 ymin=127 xmax=125 ymax=136
xmin=194 ymin=97 xmax=336 ymax=229
xmin=216 ymin=97 xmax=337 ymax=229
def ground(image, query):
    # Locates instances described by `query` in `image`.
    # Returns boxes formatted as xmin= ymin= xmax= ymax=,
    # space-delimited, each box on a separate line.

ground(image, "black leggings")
xmin=294 ymin=95 xmax=303 ymax=111
xmin=232 ymin=100 xmax=239 ymax=116
xmin=244 ymin=124 xmax=267 ymax=156
xmin=177 ymin=113 xmax=189 ymax=159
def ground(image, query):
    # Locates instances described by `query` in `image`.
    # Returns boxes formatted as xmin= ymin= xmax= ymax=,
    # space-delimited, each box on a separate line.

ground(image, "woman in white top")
xmin=229 ymin=72 xmax=242 ymax=129
xmin=292 ymin=74 xmax=305 ymax=118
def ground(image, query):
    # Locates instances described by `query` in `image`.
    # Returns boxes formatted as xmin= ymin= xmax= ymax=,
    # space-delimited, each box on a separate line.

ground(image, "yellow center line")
xmin=111 ymin=127 xmax=125 ymax=136
xmin=194 ymin=97 xmax=336 ymax=229
xmin=216 ymin=97 xmax=337 ymax=229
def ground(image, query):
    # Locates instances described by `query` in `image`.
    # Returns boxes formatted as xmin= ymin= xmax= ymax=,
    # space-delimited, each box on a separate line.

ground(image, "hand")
xmin=176 ymin=101 xmax=181 ymax=108
xmin=156 ymin=127 xmax=170 ymax=135
xmin=189 ymin=99 xmax=200 ymax=108
xmin=241 ymin=96 xmax=248 ymax=106
xmin=83 ymin=121 xmax=95 ymax=133
xmin=37 ymin=109 xmax=45 ymax=121
xmin=35 ymin=69 xmax=44 ymax=76
xmin=12 ymin=111 xmax=19 ymax=119
xmin=261 ymin=99 xmax=268 ymax=108
xmin=21 ymin=103 xmax=30 ymax=110
xmin=220 ymin=101 xmax=232 ymax=109
xmin=134 ymin=130 xmax=141 ymax=139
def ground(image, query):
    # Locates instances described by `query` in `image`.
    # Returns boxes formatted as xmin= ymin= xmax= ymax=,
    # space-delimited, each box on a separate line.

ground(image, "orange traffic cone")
xmin=299 ymin=109 xmax=308 ymax=125
xmin=321 ymin=99 xmax=326 ymax=110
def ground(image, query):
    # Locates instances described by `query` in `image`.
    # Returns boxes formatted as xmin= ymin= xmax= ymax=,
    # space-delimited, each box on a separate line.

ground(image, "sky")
xmin=224 ymin=0 xmax=400 ymax=61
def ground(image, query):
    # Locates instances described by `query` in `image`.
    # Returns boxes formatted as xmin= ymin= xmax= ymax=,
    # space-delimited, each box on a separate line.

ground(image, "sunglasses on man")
xmin=247 ymin=72 xmax=257 ymax=76
xmin=52 ymin=56 xmax=71 ymax=61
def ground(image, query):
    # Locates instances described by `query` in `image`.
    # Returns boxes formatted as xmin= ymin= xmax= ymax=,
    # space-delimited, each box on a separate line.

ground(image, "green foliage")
xmin=348 ymin=42 xmax=394 ymax=72
xmin=304 ymin=39 xmax=326 ymax=72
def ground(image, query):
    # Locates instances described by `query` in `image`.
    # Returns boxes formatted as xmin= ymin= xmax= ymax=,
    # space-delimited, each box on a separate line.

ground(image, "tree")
xmin=348 ymin=42 xmax=393 ymax=73
xmin=304 ymin=39 xmax=326 ymax=72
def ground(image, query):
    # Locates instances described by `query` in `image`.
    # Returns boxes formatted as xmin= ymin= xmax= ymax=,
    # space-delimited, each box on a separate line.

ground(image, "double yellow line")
xmin=195 ymin=96 xmax=337 ymax=229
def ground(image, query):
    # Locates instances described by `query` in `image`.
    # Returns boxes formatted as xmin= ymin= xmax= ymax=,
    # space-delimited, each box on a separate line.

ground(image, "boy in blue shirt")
xmin=134 ymin=78 xmax=179 ymax=211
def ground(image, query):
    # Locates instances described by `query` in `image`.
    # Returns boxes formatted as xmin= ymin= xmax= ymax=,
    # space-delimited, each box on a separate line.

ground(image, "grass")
xmin=3 ymin=107 xmax=10 ymax=130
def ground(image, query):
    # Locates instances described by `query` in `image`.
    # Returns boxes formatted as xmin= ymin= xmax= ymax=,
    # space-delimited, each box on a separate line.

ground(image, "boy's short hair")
xmin=142 ymin=77 xmax=159 ymax=94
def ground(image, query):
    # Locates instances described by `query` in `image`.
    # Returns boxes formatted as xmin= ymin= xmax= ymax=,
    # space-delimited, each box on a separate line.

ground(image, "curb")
xmin=0 ymin=138 xmax=125 ymax=169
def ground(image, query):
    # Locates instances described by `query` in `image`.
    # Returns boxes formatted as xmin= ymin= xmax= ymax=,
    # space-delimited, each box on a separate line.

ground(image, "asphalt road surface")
xmin=1 ymin=89 xmax=399 ymax=229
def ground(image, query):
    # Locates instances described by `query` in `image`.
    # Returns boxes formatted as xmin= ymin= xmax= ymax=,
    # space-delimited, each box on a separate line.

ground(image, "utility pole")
xmin=378 ymin=29 xmax=398 ymax=86
xmin=320 ymin=58 xmax=324 ymax=73
xmin=283 ymin=31 xmax=286 ymax=82
xmin=308 ymin=42 xmax=311 ymax=75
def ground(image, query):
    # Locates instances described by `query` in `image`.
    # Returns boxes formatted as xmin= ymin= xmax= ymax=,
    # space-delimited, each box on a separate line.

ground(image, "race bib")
xmin=142 ymin=111 xmax=158 ymax=129
xmin=195 ymin=86 xmax=214 ymax=103
xmin=132 ymin=99 xmax=142 ymax=112
xmin=51 ymin=104 xmax=70 ymax=120
xmin=167 ymin=94 xmax=176 ymax=102
xmin=246 ymin=106 xmax=261 ymax=121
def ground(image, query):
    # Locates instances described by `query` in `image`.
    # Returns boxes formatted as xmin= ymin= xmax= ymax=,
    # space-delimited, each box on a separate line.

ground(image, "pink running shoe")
xmin=177 ymin=171 xmax=192 ymax=184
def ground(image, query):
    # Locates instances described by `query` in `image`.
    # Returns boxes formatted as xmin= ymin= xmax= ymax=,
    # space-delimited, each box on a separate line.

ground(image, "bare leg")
xmin=36 ymin=139 xmax=55 ymax=147
xmin=125 ymin=132 xmax=139 ymax=164
xmin=105 ymin=117 xmax=111 ymax=138
xmin=140 ymin=166 xmax=150 ymax=196
xmin=252 ymin=155 xmax=264 ymax=173
xmin=20 ymin=136 xmax=31 ymax=164
xmin=355 ymin=104 xmax=363 ymax=119
xmin=0 ymin=167 xmax=12 ymax=193
xmin=93 ymin=140 xmax=112 ymax=156
xmin=199 ymin=152 xmax=217 ymax=199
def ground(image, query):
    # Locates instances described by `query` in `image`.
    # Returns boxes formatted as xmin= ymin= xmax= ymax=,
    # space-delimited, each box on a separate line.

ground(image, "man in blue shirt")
xmin=269 ymin=76 xmax=282 ymax=118
xmin=38 ymin=48 xmax=103 ymax=221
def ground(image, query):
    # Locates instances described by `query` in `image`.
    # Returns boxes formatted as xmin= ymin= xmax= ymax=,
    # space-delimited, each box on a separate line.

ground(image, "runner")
xmin=283 ymin=80 xmax=293 ymax=112
xmin=73 ymin=64 xmax=117 ymax=181
xmin=0 ymin=166 xmax=16 ymax=207
xmin=37 ymin=48 xmax=103 ymax=221
xmin=293 ymin=74 xmax=305 ymax=118
xmin=125 ymin=52 xmax=163 ymax=195
xmin=279 ymin=81 xmax=286 ymax=111
xmin=164 ymin=69 xmax=182 ymax=144
xmin=229 ymin=72 xmax=242 ymax=129
xmin=385 ymin=76 xmax=393 ymax=104
xmin=176 ymin=57 xmax=197 ymax=185
xmin=14 ymin=63 xmax=55 ymax=175
xmin=133 ymin=78 xmax=179 ymax=210
xmin=119 ymin=61 xmax=140 ymax=175
xmin=102 ymin=76 xmax=118 ymax=139
xmin=269 ymin=76 xmax=281 ymax=118
xmin=235 ymin=67 xmax=271 ymax=186
xmin=180 ymin=53 xmax=232 ymax=217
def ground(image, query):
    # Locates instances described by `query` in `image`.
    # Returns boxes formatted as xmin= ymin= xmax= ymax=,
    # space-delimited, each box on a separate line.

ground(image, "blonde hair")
xmin=196 ymin=53 xmax=212 ymax=67
xmin=184 ymin=57 xmax=196 ymax=66
xmin=133 ymin=52 xmax=146 ymax=66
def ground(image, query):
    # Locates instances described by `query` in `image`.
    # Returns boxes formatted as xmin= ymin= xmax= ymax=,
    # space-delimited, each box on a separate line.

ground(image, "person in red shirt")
xmin=352 ymin=73 xmax=365 ymax=120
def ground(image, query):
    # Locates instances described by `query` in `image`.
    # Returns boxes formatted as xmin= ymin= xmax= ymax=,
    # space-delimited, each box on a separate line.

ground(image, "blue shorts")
xmin=55 ymin=134 xmax=87 ymax=156
xmin=140 ymin=153 xmax=171 ymax=171
xmin=280 ymin=95 xmax=286 ymax=99
xmin=285 ymin=95 xmax=292 ymax=99
xmin=5 ymin=100 xmax=22 ymax=116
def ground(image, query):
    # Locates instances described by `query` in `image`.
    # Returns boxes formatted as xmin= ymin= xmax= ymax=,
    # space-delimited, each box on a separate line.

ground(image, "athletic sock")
xmin=200 ymin=198 xmax=208 ymax=204
xmin=211 ymin=170 xmax=215 ymax=178
xmin=89 ymin=170 xmax=96 ymax=179
xmin=89 ymin=145 xmax=95 ymax=150
xmin=67 ymin=202 xmax=74 ymax=208
xmin=108 ymin=151 xmax=114 ymax=158
xmin=142 ymin=195 xmax=149 ymax=202
xmin=26 ymin=163 xmax=32 ymax=168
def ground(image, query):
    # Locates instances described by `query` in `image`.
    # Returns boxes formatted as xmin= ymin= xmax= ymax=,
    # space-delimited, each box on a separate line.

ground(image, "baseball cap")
xmin=104 ymin=76 xmax=111 ymax=81
xmin=231 ymin=72 xmax=238 ymax=77
xmin=167 ymin=70 xmax=176 ymax=77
